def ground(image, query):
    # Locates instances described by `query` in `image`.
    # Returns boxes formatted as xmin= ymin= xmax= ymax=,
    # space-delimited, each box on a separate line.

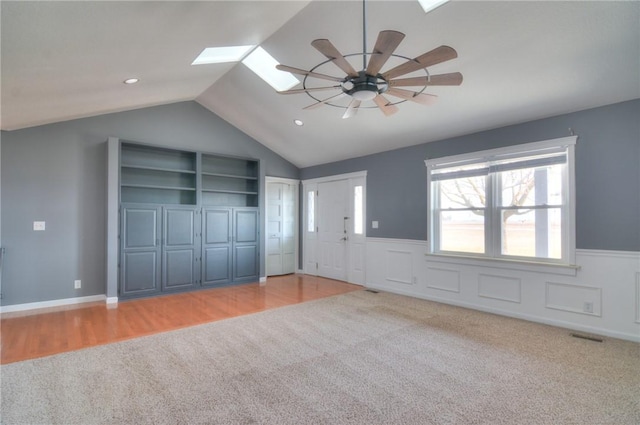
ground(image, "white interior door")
xmin=317 ymin=180 xmax=348 ymax=281
xmin=266 ymin=180 xmax=297 ymax=276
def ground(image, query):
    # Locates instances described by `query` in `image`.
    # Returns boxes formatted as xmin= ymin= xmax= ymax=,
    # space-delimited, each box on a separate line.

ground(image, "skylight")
xmin=417 ymin=0 xmax=449 ymax=13
xmin=241 ymin=46 xmax=300 ymax=92
xmin=191 ymin=45 xmax=255 ymax=65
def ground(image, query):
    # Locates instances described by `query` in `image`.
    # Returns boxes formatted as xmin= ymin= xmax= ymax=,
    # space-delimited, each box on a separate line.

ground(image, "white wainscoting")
xmin=426 ymin=267 xmax=460 ymax=293
xmin=545 ymin=281 xmax=601 ymax=317
xmin=366 ymin=238 xmax=640 ymax=342
xmin=478 ymin=274 xmax=521 ymax=304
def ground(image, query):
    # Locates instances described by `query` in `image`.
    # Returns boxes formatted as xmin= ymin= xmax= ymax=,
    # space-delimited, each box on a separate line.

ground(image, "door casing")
xmin=302 ymin=171 xmax=367 ymax=285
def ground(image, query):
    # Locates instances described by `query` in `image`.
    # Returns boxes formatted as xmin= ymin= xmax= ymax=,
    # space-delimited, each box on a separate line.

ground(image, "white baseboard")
xmin=0 ymin=294 xmax=107 ymax=314
xmin=259 ymin=276 xmax=267 ymax=283
xmin=106 ymin=297 xmax=118 ymax=305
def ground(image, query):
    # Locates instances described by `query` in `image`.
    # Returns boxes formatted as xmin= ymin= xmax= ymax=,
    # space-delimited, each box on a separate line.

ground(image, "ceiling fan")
xmin=276 ymin=0 xmax=463 ymax=119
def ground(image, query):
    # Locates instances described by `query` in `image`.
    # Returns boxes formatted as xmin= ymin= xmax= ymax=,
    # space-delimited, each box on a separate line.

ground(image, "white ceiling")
xmin=2 ymin=1 xmax=639 ymax=168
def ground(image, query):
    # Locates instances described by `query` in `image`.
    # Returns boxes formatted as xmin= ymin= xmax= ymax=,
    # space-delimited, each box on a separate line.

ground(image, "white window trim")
xmin=425 ymin=136 xmax=577 ymax=270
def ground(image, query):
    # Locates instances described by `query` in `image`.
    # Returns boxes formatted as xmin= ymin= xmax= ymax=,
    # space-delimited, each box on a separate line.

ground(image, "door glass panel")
xmin=354 ymin=185 xmax=363 ymax=235
xmin=307 ymin=190 xmax=315 ymax=232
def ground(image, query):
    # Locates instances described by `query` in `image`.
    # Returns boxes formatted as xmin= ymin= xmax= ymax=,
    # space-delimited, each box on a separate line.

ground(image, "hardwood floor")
xmin=0 ymin=275 xmax=361 ymax=365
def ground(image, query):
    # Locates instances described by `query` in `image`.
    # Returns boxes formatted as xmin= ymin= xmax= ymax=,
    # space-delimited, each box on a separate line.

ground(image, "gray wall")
xmin=1 ymin=101 xmax=299 ymax=306
xmin=301 ymin=99 xmax=640 ymax=252
xmin=3 ymin=99 xmax=638 ymax=307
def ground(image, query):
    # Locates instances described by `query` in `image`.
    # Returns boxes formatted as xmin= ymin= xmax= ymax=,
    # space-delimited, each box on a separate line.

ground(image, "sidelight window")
xmin=354 ymin=185 xmax=364 ymax=235
xmin=307 ymin=190 xmax=315 ymax=233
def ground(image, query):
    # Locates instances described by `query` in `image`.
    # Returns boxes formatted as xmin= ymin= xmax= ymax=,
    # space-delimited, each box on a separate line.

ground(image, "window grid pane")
xmin=500 ymin=207 xmax=562 ymax=259
xmin=439 ymin=176 xmax=486 ymax=209
xmin=500 ymin=164 xmax=564 ymax=208
xmin=438 ymin=209 xmax=485 ymax=253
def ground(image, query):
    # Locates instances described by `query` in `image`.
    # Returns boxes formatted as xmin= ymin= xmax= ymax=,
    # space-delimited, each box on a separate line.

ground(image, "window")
xmin=354 ymin=185 xmax=364 ymax=235
xmin=426 ymin=136 xmax=576 ymax=265
xmin=307 ymin=190 xmax=315 ymax=233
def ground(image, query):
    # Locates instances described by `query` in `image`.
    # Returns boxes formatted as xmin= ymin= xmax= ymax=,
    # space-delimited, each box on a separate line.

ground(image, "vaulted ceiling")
xmin=2 ymin=1 xmax=639 ymax=167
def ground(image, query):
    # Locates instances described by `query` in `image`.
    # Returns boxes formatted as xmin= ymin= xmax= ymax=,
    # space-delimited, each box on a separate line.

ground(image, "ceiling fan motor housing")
xmin=345 ymin=71 xmax=387 ymax=101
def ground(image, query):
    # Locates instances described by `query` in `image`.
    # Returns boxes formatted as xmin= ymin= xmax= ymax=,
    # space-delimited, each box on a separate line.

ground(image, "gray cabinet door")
xmin=202 ymin=208 xmax=232 ymax=286
xmin=233 ymin=208 xmax=259 ymax=282
xmin=120 ymin=205 xmax=161 ymax=297
xmin=162 ymin=207 xmax=199 ymax=291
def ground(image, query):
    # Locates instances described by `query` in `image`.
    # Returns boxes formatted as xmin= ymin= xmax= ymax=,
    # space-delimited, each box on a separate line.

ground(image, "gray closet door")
xmin=233 ymin=208 xmax=259 ymax=282
xmin=202 ymin=208 xmax=232 ymax=286
xmin=120 ymin=205 xmax=161 ymax=297
xmin=162 ymin=206 xmax=199 ymax=291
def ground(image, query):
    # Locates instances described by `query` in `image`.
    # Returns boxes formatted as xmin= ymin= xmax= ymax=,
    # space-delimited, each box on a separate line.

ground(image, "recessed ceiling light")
xmin=417 ymin=0 xmax=448 ymax=13
xmin=192 ymin=45 xmax=255 ymax=65
xmin=242 ymin=46 xmax=300 ymax=92
xmin=294 ymin=119 xmax=304 ymax=126
xmin=123 ymin=78 xmax=139 ymax=85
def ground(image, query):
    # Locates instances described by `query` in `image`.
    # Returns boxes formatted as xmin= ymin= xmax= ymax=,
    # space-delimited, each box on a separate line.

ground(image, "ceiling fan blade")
xmin=382 ymin=46 xmax=458 ymax=80
xmin=372 ymin=94 xmax=399 ymax=116
xmin=342 ymin=99 xmax=361 ymax=119
xmin=311 ymin=39 xmax=359 ymax=78
xmin=303 ymin=92 xmax=347 ymax=110
xmin=385 ymin=88 xmax=438 ymax=106
xmin=278 ymin=86 xmax=341 ymax=95
xmin=389 ymin=72 xmax=464 ymax=87
xmin=366 ymin=30 xmax=405 ymax=76
xmin=276 ymin=64 xmax=345 ymax=83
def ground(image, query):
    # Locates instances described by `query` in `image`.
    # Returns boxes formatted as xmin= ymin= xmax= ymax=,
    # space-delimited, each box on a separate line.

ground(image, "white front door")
xmin=317 ymin=179 xmax=349 ymax=281
xmin=303 ymin=171 xmax=367 ymax=284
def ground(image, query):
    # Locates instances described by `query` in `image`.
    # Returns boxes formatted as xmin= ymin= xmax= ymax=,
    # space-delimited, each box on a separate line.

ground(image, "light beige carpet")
xmin=1 ymin=290 xmax=639 ymax=424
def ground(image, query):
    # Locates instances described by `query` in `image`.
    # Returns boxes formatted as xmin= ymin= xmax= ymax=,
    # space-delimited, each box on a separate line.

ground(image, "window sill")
xmin=424 ymin=252 xmax=580 ymax=276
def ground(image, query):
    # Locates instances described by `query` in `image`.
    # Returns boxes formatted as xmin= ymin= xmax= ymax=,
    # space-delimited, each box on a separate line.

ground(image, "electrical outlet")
xmin=583 ymin=301 xmax=593 ymax=314
xmin=74 ymin=280 xmax=81 ymax=289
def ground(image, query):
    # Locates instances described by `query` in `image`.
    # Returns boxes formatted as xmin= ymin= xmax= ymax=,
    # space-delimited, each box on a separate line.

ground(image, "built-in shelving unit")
xmin=120 ymin=143 xmax=197 ymax=205
xmin=117 ymin=140 xmax=260 ymax=300
xmin=201 ymin=154 xmax=258 ymax=207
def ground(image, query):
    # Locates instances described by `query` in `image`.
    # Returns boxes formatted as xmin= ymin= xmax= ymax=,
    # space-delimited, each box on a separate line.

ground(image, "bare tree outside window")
xmin=436 ymin=165 xmax=561 ymax=258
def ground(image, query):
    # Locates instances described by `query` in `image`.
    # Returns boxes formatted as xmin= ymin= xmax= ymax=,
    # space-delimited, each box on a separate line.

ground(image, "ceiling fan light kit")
xmin=347 ymin=72 xmax=381 ymax=101
xmin=277 ymin=0 xmax=463 ymax=118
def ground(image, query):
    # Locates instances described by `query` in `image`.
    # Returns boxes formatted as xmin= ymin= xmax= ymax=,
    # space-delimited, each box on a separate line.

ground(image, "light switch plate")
xmin=372 ymin=221 xmax=379 ymax=229
xmin=33 ymin=221 xmax=46 ymax=231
